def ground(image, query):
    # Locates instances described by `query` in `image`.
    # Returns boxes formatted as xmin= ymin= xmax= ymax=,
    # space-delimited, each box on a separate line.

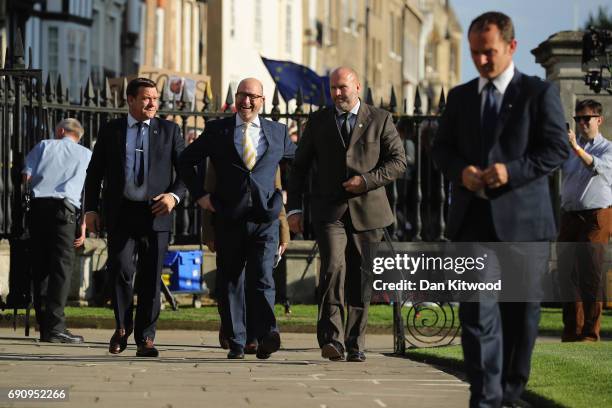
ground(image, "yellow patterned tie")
xmin=242 ymin=122 xmax=256 ymax=170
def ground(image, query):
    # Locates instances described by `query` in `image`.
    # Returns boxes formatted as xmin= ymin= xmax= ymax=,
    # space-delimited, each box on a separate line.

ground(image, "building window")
xmin=105 ymin=14 xmax=117 ymax=70
xmin=285 ymin=1 xmax=292 ymax=54
xmin=342 ymin=0 xmax=350 ymax=30
xmin=254 ymin=0 xmax=262 ymax=47
xmin=350 ymin=0 xmax=357 ymax=34
xmin=324 ymin=0 xmax=333 ymax=45
xmin=67 ymin=28 xmax=88 ymax=98
xmin=230 ymin=0 xmax=235 ymax=38
xmin=48 ymin=26 xmax=59 ymax=81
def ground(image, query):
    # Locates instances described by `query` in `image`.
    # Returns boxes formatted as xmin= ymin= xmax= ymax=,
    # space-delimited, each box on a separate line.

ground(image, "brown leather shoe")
xmin=136 ymin=338 xmax=159 ymax=357
xmin=109 ymin=328 xmax=132 ymax=354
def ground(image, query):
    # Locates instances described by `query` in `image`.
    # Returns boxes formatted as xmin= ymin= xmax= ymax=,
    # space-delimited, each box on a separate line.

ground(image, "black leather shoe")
xmin=244 ymin=341 xmax=258 ymax=355
xmin=227 ymin=349 xmax=245 ymax=359
xmin=256 ymin=331 xmax=281 ymax=359
xmin=136 ymin=338 xmax=159 ymax=357
xmin=502 ymin=399 xmax=532 ymax=408
xmin=109 ymin=327 xmax=133 ymax=354
xmin=43 ymin=329 xmax=84 ymax=344
xmin=321 ymin=343 xmax=344 ymax=361
xmin=346 ymin=350 xmax=366 ymax=362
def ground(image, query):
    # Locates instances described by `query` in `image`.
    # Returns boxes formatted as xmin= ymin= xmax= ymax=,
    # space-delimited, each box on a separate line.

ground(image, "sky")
xmin=451 ymin=0 xmax=610 ymax=82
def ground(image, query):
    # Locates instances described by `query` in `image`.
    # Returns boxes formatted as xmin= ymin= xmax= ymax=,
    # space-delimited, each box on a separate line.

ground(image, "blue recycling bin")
xmin=163 ymin=250 xmax=205 ymax=292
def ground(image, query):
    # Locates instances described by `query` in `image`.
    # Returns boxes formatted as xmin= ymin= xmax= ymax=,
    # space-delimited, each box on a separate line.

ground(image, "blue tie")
xmin=481 ymin=82 xmax=498 ymax=165
xmin=134 ymin=122 xmax=145 ymax=186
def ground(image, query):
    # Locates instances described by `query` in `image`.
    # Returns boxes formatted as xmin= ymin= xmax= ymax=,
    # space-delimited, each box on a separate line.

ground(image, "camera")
xmin=581 ymin=27 xmax=612 ymax=94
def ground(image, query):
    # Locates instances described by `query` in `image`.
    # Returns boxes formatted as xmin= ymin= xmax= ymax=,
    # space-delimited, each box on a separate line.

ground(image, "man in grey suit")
xmin=287 ymin=67 xmax=406 ymax=362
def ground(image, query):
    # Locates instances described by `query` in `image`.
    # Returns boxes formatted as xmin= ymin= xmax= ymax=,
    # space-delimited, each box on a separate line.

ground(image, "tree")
xmin=583 ymin=6 xmax=612 ymax=30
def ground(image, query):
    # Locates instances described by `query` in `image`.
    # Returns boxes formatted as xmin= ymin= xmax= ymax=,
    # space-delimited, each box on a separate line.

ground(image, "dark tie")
xmin=481 ymin=82 xmax=498 ymax=165
xmin=340 ymin=112 xmax=351 ymax=147
xmin=134 ymin=122 xmax=145 ymax=186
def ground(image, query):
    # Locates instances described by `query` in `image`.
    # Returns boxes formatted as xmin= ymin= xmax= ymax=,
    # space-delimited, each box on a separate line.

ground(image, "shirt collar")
xmin=335 ymin=99 xmax=361 ymax=117
xmin=580 ymin=133 xmax=603 ymax=146
xmin=478 ymin=61 xmax=515 ymax=95
xmin=235 ymin=114 xmax=261 ymax=128
xmin=127 ymin=113 xmax=151 ymax=128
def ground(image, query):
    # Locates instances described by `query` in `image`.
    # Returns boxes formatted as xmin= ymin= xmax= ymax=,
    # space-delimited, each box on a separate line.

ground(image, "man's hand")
xmin=205 ymin=240 xmax=215 ymax=253
xmin=278 ymin=243 xmax=288 ymax=256
xmin=85 ymin=212 xmax=101 ymax=236
xmin=568 ymin=129 xmax=579 ymax=150
xmin=197 ymin=194 xmax=216 ymax=212
xmin=288 ymin=213 xmax=303 ymax=234
xmin=342 ymin=175 xmax=366 ymax=194
xmin=151 ymin=193 xmax=177 ymax=216
xmin=74 ymin=223 xmax=86 ymax=248
xmin=461 ymin=165 xmax=485 ymax=192
xmin=483 ymin=163 xmax=509 ymax=189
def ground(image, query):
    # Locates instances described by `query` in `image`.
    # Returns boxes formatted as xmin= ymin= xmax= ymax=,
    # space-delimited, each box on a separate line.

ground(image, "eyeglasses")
xmin=236 ymin=92 xmax=263 ymax=102
xmin=573 ymin=115 xmax=600 ymax=123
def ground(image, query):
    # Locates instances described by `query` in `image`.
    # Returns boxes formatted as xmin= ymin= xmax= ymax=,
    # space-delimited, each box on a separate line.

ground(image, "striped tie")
xmin=242 ymin=122 xmax=256 ymax=170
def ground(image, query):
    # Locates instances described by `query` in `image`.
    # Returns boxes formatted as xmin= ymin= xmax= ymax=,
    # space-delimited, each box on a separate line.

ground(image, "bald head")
xmin=237 ymin=78 xmax=264 ymax=95
xmin=331 ymin=67 xmax=359 ymax=82
xmin=236 ymin=77 xmax=265 ymax=122
xmin=330 ymin=67 xmax=361 ymax=112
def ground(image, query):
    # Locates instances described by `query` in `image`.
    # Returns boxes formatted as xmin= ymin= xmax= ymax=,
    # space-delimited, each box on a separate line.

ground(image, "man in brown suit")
xmin=287 ymin=67 xmax=406 ymax=362
xmin=201 ymin=163 xmax=290 ymax=354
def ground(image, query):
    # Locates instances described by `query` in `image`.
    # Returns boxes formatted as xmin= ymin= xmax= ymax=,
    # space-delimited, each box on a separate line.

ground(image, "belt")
xmin=565 ymin=206 xmax=612 ymax=214
xmin=32 ymin=197 xmax=77 ymax=211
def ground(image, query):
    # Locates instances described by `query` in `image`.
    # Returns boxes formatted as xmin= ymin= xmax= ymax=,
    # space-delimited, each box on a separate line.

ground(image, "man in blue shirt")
xmin=23 ymin=118 xmax=92 ymax=343
xmin=559 ymin=99 xmax=612 ymax=342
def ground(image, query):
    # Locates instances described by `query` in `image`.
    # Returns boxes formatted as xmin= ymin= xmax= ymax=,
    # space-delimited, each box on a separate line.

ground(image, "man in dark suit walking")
xmin=287 ymin=67 xmax=406 ymax=363
xmin=84 ymin=77 xmax=185 ymax=357
xmin=432 ymin=12 xmax=569 ymax=407
xmin=178 ymin=78 xmax=296 ymax=360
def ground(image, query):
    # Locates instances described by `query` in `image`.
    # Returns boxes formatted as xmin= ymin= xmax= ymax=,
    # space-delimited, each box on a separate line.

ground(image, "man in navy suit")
xmin=432 ymin=12 xmax=569 ymax=408
xmin=85 ymin=78 xmax=186 ymax=357
xmin=178 ymin=78 xmax=296 ymax=359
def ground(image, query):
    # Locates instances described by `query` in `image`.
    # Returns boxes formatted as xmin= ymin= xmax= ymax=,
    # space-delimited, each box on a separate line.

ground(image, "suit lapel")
xmin=325 ymin=108 xmax=345 ymax=149
xmin=117 ymin=117 xmax=128 ymax=180
xmin=148 ymin=117 xmax=160 ymax=172
xmin=225 ymin=115 xmax=246 ymax=169
xmin=254 ymin=117 xmax=272 ymax=168
xmin=493 ymin=70 xmax=521 ymax=142
xmin=348 ymin=102 xmax=372 ymax=149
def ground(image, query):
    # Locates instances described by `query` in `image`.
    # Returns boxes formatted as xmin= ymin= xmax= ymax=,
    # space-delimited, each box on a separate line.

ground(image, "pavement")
xmin=0 ymin=328 xmax=470 ymax=408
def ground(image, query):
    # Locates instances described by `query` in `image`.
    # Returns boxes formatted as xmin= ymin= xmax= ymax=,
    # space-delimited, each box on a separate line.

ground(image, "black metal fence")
xmin=0 ymin=42 xmax=452 ymax=246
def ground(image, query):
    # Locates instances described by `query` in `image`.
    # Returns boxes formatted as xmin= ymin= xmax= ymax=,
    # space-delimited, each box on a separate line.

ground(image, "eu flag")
xmin=261 ymin=57 xmax=330 ymax=105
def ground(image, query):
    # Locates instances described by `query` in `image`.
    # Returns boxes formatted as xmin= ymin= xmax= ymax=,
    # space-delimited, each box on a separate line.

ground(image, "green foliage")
xmin=583 ymin=6 xmax=612 ymax=30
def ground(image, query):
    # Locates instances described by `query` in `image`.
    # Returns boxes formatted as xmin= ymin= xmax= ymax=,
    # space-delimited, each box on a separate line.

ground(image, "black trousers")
xmin=457 ymin=198 xmax=541 ymax=408
xmin=314 ymin=213 xmax=383 ymax=352
xmin=29 ymin=198 xmax=77 ymax=337
xmin=107 ymin=200 xmax=169 ymax=344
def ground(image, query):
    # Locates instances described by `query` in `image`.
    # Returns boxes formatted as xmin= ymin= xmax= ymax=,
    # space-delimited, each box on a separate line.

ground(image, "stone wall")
xmin=532 ymin=31 xmax=612 ymax=137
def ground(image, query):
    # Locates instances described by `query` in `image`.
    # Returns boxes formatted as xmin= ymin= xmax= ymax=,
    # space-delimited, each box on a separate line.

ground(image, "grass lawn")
xmin=52 ymin=304 xmax=612 ymax=337
xmin=406 ymin=341 xmax=612 ymax=408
